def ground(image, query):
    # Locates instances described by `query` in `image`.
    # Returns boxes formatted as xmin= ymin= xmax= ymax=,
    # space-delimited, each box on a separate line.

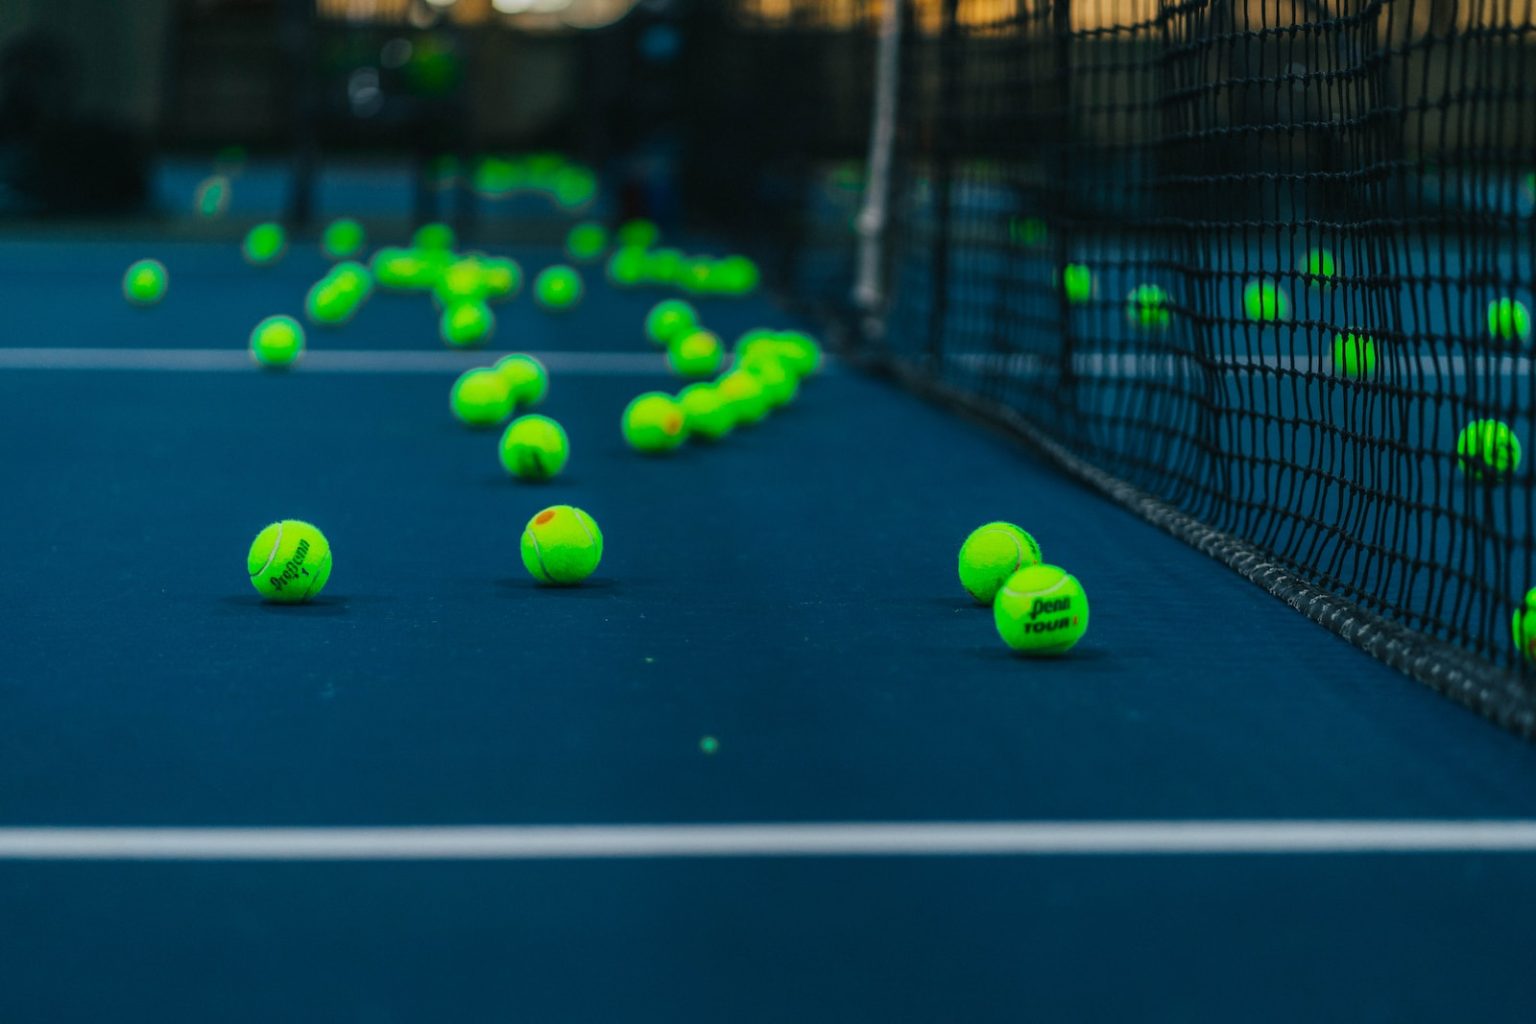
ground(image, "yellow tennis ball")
xmin=623 ymin=392 xmax=688 ymax=454
xmin=499 ymin=414 xmax=569 ymax=480
xmin=958 ymin=522 xmax=1042 ymax=603
xmin=1456 ymin=419 xmax=1521 ymax=481
xmin=450 ymin=368 xmax=514 ymax=428
xmin=249 ymin=315 xmax=305 ymax=369
xmin=1331 ymin=331 xmax=1376 ymax=378
xmin=645 ymin=300 xmax=698 ymax=347
xmin=1488 ymin=297 xmax=1531 ymax=344
xmin=716 ymin=370 xmax=769 ymax=425
xmin=994 ymin=565 xmax=1088 ymax=655
xmin=769 ymin=331 xmax=822 ymax=379
xmin=123 ymin=258 xmax=168 ymax=306
xmin=479 ymin=256 xmax=522 ymax=302
xmin=1513 ymin=588 xmax=1536 ymax=664
xmin=667 ymin=330 xmax=724 ymax=378
xmin=521 ymin=505 xmax=602 ymax=585
xmin=493 ymin=353 xmax=549 ymax=409
xmin=677 ymin=384 xmax=733 ymax=442
xmin=1242 ymin=279 xmax=1289 ymax=323
xmin=441 ymin=300 xmax=495 ymax=348
xmin=434 ymin=258 xmax=490 ymax=307
xmin=246 ymin=520 xmax=332 ymax=603
xmin=739 ymin=353 xmax=798 ymax=408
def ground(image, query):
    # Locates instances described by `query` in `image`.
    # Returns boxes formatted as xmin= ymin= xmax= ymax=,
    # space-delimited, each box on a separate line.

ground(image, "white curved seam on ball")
xmin=998 ymin=572 xmax=1072 ymax=603
xmin=575 ymin=513 xmax=596 ymax=553
xmin=530 ymin=532 xmax=552 ymax=582
xmin=302 ymin=552 xmax=330 ymax=599
xmin=253 ymin=522 xmax=285 ymax=580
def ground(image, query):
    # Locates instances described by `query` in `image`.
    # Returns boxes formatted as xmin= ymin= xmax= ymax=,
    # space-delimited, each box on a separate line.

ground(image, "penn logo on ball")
xmin=994 ymin=564 xmax=1089 ymax=655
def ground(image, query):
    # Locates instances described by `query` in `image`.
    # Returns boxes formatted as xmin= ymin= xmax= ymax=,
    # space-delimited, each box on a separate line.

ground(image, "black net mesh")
xmin=684 ymin=0 xmax=1536 ymax=732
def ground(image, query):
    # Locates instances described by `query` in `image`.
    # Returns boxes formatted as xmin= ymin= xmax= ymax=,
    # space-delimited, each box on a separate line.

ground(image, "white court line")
xmin=1 ymin=821 xmax=1535 ymax=861
xmin=0 ymin=349 xmax=673 ymax=374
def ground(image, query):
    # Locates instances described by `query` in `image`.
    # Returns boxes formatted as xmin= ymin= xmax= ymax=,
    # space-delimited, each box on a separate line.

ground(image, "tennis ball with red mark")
xmin=521 ymin=505 xmax=602 ymax=585
xmin=622 ymin=393 xmax=688 ymax=454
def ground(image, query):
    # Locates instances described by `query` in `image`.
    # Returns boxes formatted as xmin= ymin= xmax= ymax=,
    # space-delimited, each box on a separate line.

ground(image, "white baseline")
xmin=0 ymin=349 xmax=674 ymax=374
xmin=1 ymin=821 xmax=1535 ymax=861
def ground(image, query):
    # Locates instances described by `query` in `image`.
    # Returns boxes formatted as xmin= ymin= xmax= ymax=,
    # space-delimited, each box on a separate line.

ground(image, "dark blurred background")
xmin=0 ymin=0 xmax=867 ymax=238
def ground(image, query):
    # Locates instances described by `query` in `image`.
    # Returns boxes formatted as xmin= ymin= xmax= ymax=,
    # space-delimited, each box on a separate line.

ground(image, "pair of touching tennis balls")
xmin=958 ymin=522 xmax=1088 ymax=655
xmin=245 ymin=507 xmax=602 ymax=601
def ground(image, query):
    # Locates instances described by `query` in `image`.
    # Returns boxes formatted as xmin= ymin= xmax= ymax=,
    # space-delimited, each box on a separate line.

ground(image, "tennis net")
xmin=687 ymin=0 xmax=1536 ymax=733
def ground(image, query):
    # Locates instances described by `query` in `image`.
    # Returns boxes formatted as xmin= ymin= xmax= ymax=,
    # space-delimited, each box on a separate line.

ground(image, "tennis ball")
xmin=247 ymin=520 xmax=332 ymax=603
xmin=716 ymin=370 xmax=769 ymax=425
xmin=566 ymin=221 xmax=608 ymax=263
xmin=305 ymin=277 xmax=361 ymax=325
xmin=994 ymin=564 xmax=1088 ymax=654
xmin=1126 ymin=284 xmax=1170 ymax=330
xmin=713 ymin=255 xmax=760 ymax=295
xmin=677 ymin=260 xmax=717 ymax=294
xmin=667 ymin=330 xmax=724 ymax=378
xmin=493 ymin=353 xmax=549 ymax=409
xmin=768 ymin=332 xmax=823 ymax=379
xmin=643 ymin=248 xmax=686 ymax=286
xmin=500 ymin=414 xmax=569 ymax=480
xmin=1488 ymin=297 xmax=1531 ymax=344
xmin=322 ymin=218 xmax=365 ymax=261
xmin=1303 ymin=248 xmax=1336 ymax=284
xmin=623 ymin=393 xmax=688 ymax=454
xmin=521 ymin=505 xmax=602 ymax=585
xmin=249 ymin=315 xmax=305 ymax=369
xmin=677 ymin=383 xmax=733 ymax=442
xmin=958 ymin=522 xmax=1043 ymax=604
xmin=450 ymin=368 xmax=514 ymax=427
xmin=739 ymin=353 xmax=798 ymax=408
xmin=1060 ymin=263 xmax=1093 ymax=305
xmin=441 ymin=300 xmax=495 ymax=348
xmin=1513 ymin=588 xmax=1536 ymax=663
xmin=606 ymin=247 xmax=648 ymax=287
xmin=123 ymin=259 xmax=168 ymax=306
xmin=412 ymin=222 xmax=455 ymax=252
xmin=617 ymin=218 xmax=659 ymax=249
xmin=554 ymin=166 xmax=597 ymax=209
xmin=329 ymin=262 xmax=374 ymax=303
xmin=534 ymin=265 xmax=583 ymax=310
xmin=736 ymin=328 xmax=779 ymax=353
xmin=1456 ymin=420 xmax=1521 ymax=481
xmin=1331 ymin=331 xmax=1376 ymax=378
xmin=435 ymin=258 xmax=490 ymax=307
xmin=1243 ymin=279 xmax=1289 ymax=323
xmin=242 ymin=222 xmax=287 ymax=266
xmin=479 ymin=257 xmax=521 ymax=302
xmin=645 ymin=300 xmax=698 ymax=347
xmin=371 ymin=247 xmax=436 ymax=290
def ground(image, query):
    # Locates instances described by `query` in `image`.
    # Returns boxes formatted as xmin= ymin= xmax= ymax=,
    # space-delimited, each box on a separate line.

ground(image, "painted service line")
xmin=0 ymin=348 xmax=671 ymax=374
xmin=1 ymin=821 xmax=1535 ymax=861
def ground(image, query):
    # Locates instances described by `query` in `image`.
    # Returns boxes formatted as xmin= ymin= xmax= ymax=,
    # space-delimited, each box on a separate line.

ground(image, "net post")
xmin=853 ymin=0 xmax=905 ymax=343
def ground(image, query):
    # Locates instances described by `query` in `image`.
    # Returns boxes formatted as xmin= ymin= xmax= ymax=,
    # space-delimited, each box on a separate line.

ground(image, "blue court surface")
xmin=2 ymin=231 xmax=1536 ymax=1022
